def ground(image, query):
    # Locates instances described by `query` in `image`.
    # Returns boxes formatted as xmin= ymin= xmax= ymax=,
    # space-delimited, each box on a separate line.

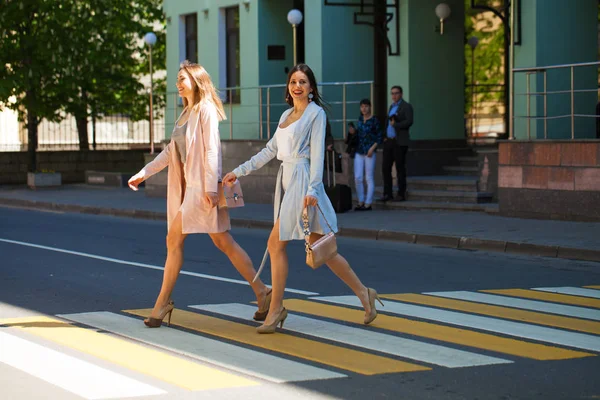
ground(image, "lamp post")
xmin=287 ymin=9 xmax=303 ymax=66
xmin=435 ymin=3 xmax=451 ymax=35
xmin=468 ymin=36 xmax=479 ymax=137
xmin=144 ymin=32 xmax=157 ymax=154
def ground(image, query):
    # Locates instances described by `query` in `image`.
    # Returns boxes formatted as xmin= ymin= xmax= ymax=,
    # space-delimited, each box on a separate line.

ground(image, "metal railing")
xmin=0 ymin=106 xmax=166 ymax=152
xmin=0 ymin=80 xmax=374 ymax=151
xmin=465 ymin=83 xmax=505 ymax=138
xmin=511 ymin=61 xmax=600 ymax=139
xmin=167 ymin=80 xmax=375 ymax=141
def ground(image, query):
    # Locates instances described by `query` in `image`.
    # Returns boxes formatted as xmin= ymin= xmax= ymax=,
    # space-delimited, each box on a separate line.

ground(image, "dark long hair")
xmin=284 ymin=64 xmax=325 ymax=108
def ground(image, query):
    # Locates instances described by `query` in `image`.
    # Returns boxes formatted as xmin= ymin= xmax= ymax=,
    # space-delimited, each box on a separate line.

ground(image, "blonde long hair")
xmin=179 ymin=60 xmax=227 ymax=121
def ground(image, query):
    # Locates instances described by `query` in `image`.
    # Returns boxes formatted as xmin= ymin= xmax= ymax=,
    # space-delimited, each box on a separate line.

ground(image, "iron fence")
xmin=465 ymin=83 xmax=506 ymax=139
xmin=0 ymin=80 xmax=375 ymax=151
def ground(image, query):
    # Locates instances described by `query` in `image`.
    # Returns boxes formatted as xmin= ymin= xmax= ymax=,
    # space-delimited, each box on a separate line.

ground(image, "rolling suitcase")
xmin=325 ymin=150 xmax=352 ymax=213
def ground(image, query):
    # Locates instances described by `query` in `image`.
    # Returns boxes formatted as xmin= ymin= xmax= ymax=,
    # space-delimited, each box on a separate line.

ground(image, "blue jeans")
xmin=354 ymin=152 xmax=376 ymax=205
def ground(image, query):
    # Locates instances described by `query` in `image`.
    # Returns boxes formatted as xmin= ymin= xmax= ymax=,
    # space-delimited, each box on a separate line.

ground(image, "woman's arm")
xmin=199 ymin=103 xmax=220 ymax=194
xmin=307 ymin=109 xmax=326 ymax=198
xmin=141 ymin=142 xmax=171 ymax=178
xmin=232 ymin=136 xmax=278 ymax=178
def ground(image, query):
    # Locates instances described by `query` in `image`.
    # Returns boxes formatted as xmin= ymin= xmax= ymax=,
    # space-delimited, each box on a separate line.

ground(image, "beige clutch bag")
xmin=218 ymin=180 xmax=245 ymax=208
xmin=303 ymin=205 xmax=337 ymax=269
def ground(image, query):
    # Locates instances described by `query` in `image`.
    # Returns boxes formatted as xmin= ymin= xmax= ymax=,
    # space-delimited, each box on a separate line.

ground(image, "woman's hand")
xmin=303 ymin=195 xmax=318 ymax=208
xmin=222 ymin=172 xmax=237 ymax=186
xmin=367 ymin=149 xmax=374 ymax=158
xmin=205 ymin=192 xmax=219 ymax=208
xmin=128 ymin=171 xmax=145 ymax=191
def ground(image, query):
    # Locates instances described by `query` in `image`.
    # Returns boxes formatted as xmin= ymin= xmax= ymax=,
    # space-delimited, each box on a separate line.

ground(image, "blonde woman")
xmin=223 ymin=64 xmax=383 ymax=334
xmin=128 ymin=61 xmax=271 ymax=327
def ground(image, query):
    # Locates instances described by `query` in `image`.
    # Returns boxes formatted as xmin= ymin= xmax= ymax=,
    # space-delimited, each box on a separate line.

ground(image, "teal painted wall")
xmin=320 ymin=3 xmax=375 ymax=138
xmin=387 ymin=0 xmax=465 ymax=141
xmin=514 ymin=0 xmax=597 ymax=139
xmin=258 ymin=0 xmax=294 ymax=86
xmin=164 ymin=0 xmax=261 ymax=140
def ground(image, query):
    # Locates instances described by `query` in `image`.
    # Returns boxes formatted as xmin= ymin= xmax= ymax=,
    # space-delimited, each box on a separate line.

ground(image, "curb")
xmin=1 ymin=197 xmax=599 ymax=263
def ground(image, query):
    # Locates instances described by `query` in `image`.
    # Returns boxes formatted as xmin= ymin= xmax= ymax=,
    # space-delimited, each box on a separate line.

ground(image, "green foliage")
xmin=0 ymin=0 xmax=166 ymax=137
xmin=464 ymin=0 xmax=506 ymax=115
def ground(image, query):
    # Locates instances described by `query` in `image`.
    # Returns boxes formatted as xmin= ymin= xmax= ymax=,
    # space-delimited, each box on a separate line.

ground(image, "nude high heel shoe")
xmin=253 ymin=289 xmax=272 ymax=321
xmin=256 ymin=308 xmax=288 ymax=334
xmin=364 ymin=288 xmax=384 ymax=325
xmin=144 ymin=300 xmax=175 ymax=328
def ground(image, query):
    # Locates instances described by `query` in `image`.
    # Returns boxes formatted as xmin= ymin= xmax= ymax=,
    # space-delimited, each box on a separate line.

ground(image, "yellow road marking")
xmin=124 ymin=308 xmax=429 ymax=375
xmin=482 ymin=289 xmax=600 ymax=309
xmin=380 ymin=293 xmax=600 ymax=335
xmin=0 ymin=315 xmax=257 ymax=390
xmin=584 ymin=286 xmax=600 ymax=290
xmin=283 ymin=299 xmax=593 ymax=361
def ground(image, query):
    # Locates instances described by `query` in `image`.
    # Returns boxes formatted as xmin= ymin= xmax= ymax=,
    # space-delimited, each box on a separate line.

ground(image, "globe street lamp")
xmin=144 ymin=32 xmax=157 ymax=154
xmin=287 ymin=9 xmax=303 ymax=66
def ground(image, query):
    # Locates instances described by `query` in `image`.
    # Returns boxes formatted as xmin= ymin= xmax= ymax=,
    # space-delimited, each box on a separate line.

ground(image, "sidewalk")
xmin=1 ymin=184 xmax=599 ymax=262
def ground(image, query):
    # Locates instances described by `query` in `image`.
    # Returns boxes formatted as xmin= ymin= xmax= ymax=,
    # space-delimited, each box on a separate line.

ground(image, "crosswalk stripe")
xmin=0 ymin=315 xmax=257 ymax=391
xmin=313 ymin=296 xmax=600 ymax=353
xmin=0 ymin=331 xmax=166 ymax=399
xmin=396 ymin=292 xmax=600 ymax=334
xmin=424 ymin=291 xmax=600 ymax=321
xmin=482 ymin=289 xmax=600 ymax=309
xmin=61 ymin=311 xmax=345 ymax=383
xmin=190 ymin=303 xmax=511 ymax=368
xmin=532 ymin=287 xmax=600 ymax=299
xmin=124 ymin=308 xmax=429 ymax=375
xmin=284 ymin=299 xmax=591 ymax=360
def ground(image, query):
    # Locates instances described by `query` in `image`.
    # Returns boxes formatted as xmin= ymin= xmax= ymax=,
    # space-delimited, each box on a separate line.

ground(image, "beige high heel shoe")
xmin=364 ymin=288 xmax=384 ymax=325
xmin=144 ymin=300 xmax=175 ymax=328
xmin=253 ymin=289 xmax=272 ymax=321
xmin=256 ymin=308 xmax=288 ymax=334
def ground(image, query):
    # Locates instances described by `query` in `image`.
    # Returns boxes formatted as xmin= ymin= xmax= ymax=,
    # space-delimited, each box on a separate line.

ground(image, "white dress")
xmin=233 ymin=102 xmax=338 ymax=241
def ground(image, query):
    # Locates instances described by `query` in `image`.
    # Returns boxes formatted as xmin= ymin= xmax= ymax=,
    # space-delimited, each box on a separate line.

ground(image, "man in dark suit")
xmin=379 ymin=85 xmax=413 ymax=202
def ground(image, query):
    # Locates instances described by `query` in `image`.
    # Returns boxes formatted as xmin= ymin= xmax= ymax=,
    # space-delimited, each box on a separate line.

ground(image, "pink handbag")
xmin=303 ymin=205 xmax=337 ymax=269
xmin=218 ymin=180 xmax=245 ymax=208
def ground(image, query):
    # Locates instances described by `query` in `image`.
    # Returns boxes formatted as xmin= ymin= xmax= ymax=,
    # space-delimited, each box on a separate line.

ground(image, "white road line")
xmin=532 ymin=287 xmax=600 ymax=299
xmin=0 ymin=331 xmax=165 ymax=399
xmin=0 ymin=237 xmax=317 ymax=296
xmin=423 ymin=291 xmax=600 ymax=321
xmin=60 ymin=311 xmax=345 ymax=383
xmin=190 ymin=303 xmax=512 ymax=368
xmin=312 ymin=296 xmax=600 ymax=353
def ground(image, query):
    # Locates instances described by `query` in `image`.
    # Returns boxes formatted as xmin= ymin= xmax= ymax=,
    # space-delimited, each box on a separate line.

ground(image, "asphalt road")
xmin=1 ymin=206 xmax=599 ymax=400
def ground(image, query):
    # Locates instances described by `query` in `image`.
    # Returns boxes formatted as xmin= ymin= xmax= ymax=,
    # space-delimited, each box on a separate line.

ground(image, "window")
xmin=185 ymin=13 xmax=198 ymax=63
xmin=225 ymin=6 xmax=240 ymax=103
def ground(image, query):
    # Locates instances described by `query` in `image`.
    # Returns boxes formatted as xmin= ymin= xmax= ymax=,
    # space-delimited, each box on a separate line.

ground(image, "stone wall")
xmin=0 ymin=150 xmax=147 ymax=185
xmin=498 ymin=140 xmax=600 ymax=221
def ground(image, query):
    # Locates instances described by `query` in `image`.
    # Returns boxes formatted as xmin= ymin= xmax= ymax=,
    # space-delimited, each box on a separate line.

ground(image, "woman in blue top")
xmin=348 ymin=98 xmax=382 ymax=211
xmin=223 ymin=64 xmax=383 ymax=333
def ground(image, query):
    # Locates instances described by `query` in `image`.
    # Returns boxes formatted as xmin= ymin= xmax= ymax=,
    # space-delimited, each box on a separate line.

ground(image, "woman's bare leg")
xmin=262 ymin=219 xmax=289 ymax=326
xmin=150 ymin=211 xmax=187 ymax=318
xmin=209 ymin=231 xmax=270 ymax=305
xmin=309 ymin=232 xmax=371 ymax=313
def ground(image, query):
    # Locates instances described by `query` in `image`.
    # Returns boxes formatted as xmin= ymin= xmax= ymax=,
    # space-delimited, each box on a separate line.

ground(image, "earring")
xmin=286 ymin=93 xmax=290 ymax=102
xmin=308 ymin=93 xmax=314 ymax=101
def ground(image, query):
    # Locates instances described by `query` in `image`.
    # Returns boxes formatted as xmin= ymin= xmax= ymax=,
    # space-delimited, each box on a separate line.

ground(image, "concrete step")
xmin=442 ymin=166 xmax=479 ymax=176
xmin=352 ymin=197 xmax=499 ymax=213
xmin=407 ymin=176 xmax=479 ymax=192
xmin=406 ymin=189 xmax=494 ymax=204
xmin=457 ymin=156 xmax=479 ymax=168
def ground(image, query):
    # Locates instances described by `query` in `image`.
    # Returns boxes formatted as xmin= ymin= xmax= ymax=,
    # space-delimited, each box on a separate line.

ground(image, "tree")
xmin=0 ymin=0 xmax=166 ymax=172
xmin=0 ymin=0 xmax=70 ymax=171
xmin=58 ymin=0 xmax=166 ymax=149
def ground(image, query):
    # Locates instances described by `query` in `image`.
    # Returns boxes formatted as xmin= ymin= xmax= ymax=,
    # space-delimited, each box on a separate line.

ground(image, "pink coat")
xmin=141 ymin=101 xmax=230 ymax=234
